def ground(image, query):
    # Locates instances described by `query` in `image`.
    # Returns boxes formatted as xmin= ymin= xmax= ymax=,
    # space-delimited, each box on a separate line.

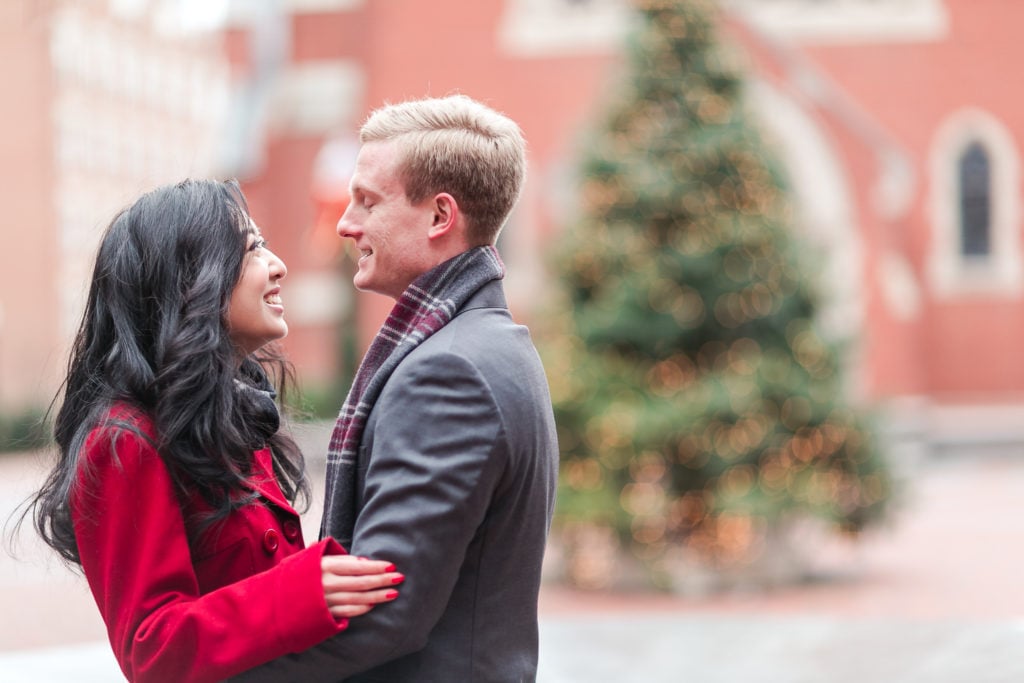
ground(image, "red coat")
xmin=71 ymin=406 xmax=346 ymax=683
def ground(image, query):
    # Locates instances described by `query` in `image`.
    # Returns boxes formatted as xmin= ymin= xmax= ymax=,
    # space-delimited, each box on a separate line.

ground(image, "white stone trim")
xmin=268 ymin=60 xmax=365 ymax=134
xmin=724 ymin=0 xmax=949 ymax=44
xmin=286 ymin=0 xmax=363 ymax=11
xmin=108 ymin=0 xmax=148 ymax=22
xmin=746 ymin=80 xmax=877 ymax=400
xmin=499 ymin=168 xmax=545 ymax=311
xmin=497 ymin=0 xmax=632 ymax=57
xmin=49 ymin=4 xmax=231 ymax=335
xmin=747 ymin=80 xmax=872 ymax=335
xmin=227 ymin=0 xmax=361 ymax=25
xmin=153 ymin=0 xmax=230 ymax=36
xmin=927 ymin=108 xmax=1023 ymax=298
xmin=284 ymin=272 xmax=352 ymax=325
xmin=500 ymin=0 xmax=949 ymax=54
xmin=878 ymin=250 xmax=922 ymax=322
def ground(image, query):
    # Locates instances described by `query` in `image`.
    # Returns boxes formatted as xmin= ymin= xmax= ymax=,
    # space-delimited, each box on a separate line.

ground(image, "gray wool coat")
xmin=235 ymin=279 xmax=559 ymax=683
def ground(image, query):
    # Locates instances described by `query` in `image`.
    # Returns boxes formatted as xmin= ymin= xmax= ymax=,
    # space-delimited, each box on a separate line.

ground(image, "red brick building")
xmin=5 ymin=0 xmax=1021 ymax=449
xmin=1 ymin=0 xmax=230 ymax=411
xmin=720 ymin=0 xmax=1024 ymax=447
xmin=228 ymin=0 xmax=1023 ymax=445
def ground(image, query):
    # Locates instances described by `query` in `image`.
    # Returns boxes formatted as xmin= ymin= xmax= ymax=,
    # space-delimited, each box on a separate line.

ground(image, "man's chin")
xmin=352 ymin=277 xmax=391 ymax=298
xmin=352 ymin=272 xmax=374 ymax=292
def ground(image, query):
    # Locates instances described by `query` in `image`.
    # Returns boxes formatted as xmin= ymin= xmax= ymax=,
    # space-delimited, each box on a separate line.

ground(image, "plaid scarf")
xmin=320 ymin=245 xmax=505 ymax=545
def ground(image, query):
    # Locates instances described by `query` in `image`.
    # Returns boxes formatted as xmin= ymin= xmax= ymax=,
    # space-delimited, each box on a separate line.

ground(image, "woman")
xmin=26 ymin=179 xmax=400 ymax=683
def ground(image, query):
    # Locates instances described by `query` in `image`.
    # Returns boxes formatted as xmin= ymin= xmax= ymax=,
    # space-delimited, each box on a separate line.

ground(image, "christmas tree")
xmin=543 ymin=0 xmax=891 ymax=589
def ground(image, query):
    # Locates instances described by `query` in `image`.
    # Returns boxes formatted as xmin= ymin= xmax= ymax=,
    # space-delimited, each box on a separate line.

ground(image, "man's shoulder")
xmin=419 ymin=302 xmax=529 ymax=360
xmin=415 ymin=280 xmax=516 ymax=344
xmin=399 ymin=318 xmax=503 ymax=374
xmin=388 ymin=279 xmax=542 ymax=383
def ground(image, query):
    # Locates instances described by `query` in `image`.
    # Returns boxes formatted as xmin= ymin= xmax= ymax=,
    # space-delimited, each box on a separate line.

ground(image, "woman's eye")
xmin=250 ymin=238 xmax=267 ymax=252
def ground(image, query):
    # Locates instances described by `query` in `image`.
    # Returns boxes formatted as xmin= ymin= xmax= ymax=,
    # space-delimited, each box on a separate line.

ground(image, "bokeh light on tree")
xmin=541 ymin=0 xmax=892 ymax=590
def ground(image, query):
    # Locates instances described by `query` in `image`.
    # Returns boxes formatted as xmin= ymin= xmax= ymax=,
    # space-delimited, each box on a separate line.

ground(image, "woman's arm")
xmin=72 ymin=428 xmax=399 ymax=683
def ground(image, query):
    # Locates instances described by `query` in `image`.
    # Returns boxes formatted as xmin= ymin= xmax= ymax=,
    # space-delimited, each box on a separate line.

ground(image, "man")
xmin=240 ymin=94 xmax=559 ymax=682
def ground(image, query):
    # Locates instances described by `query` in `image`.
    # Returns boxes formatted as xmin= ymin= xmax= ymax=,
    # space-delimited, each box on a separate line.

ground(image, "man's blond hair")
xmin=360 ymin=94 xmax=526 ymax=246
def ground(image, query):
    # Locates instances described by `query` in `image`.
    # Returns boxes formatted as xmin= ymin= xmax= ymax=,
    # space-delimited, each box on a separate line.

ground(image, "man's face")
xmin=336 ymin=140 xmax=436 ymax=300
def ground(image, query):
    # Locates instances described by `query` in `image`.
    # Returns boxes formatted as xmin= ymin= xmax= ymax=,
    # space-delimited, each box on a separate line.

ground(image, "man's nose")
xmin=337 ymin=205 xmax=358 ymax=238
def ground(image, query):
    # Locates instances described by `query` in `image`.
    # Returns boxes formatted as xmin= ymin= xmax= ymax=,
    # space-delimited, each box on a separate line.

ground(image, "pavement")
xmin=2 ymin=426 xmax=1023 ymax=682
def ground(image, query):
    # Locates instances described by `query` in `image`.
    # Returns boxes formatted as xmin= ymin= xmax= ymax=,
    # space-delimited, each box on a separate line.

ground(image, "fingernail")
xmin=385 ymin=590 xmax=399 ymax=600
xmin=338 ymin=618 xmax=350 ymax=629
xmin=391 ymin=574 xmax=405 ymax=584
xmin=385 ymin=563 xmax=396 ymax=572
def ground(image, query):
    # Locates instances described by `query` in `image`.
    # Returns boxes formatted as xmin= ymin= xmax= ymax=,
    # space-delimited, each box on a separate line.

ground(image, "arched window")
xmin=928 ymin=109 xmax=1022 ymax=297
xmin=958 ymin=142 xmax=991 ymax=258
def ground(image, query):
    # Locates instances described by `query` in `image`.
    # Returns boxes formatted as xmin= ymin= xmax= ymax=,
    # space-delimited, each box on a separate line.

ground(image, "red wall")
xmin=239 ymin=0 xmax=1024 ymax=406
xmin=798 ymin=0 xmax=1024 ymax=398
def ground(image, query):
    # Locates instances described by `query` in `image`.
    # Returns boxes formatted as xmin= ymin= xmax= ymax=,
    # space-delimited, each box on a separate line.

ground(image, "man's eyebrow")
xmin=350 ymin=180 xmax=381 ymax=197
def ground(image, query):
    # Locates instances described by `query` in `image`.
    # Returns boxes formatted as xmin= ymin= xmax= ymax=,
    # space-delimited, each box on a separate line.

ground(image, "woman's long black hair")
xmin=28 ymin=178 xmax=309 ymax=565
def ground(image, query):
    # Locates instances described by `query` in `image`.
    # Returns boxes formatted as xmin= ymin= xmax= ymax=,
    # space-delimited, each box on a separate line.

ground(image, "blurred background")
xmin=2 ymin=0 xmax=1023 ymax=680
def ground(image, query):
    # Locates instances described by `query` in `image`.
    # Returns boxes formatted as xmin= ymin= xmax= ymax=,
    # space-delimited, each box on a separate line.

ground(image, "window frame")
xmin=927 ymin=109 xmax=1022 ymax=298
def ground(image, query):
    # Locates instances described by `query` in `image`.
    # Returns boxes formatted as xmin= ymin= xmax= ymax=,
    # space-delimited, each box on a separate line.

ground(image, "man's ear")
xmin=427 ymin=193 xmax=459 ymax=240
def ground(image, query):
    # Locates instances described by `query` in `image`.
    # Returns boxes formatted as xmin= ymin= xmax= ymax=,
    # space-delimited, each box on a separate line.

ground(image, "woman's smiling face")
xmin=227 ymin=225 xmax=288 ymax=355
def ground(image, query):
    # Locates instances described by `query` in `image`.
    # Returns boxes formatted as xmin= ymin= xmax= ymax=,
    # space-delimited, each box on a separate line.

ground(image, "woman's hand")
xmin=320 ymin=555 xmax=404 ymax=620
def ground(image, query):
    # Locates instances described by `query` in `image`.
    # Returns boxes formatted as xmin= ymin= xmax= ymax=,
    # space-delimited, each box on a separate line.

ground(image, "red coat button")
xmin=262 ymin=529 xmax=280 ymax=554
xmin=283 ymin=520 xmax=301 ymax=542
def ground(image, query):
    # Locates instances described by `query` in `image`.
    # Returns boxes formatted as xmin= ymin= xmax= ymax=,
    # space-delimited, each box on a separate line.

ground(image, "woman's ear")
xmin=427 ymin=193 xmax=458 ymax=240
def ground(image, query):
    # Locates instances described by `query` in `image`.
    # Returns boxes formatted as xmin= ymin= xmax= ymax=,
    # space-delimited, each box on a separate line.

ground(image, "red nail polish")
xmin=392 ymin=574 xmax=405 ymax=584
xmin=338 ymin=618 xmax=350 ymax=629
xmin=385 ymin=563 xmax=396 ymax=572
xmin=385 ymin=590 xmax=399 ymax=600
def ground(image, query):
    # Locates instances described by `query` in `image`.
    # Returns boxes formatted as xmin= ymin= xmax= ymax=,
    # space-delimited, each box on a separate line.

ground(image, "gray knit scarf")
xmin=320 ymin=245 xmax=505 ymax=546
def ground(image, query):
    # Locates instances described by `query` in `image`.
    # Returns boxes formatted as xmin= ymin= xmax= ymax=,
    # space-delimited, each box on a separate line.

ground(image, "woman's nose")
xmin=268 ymin=249 xmax=287 ymax=280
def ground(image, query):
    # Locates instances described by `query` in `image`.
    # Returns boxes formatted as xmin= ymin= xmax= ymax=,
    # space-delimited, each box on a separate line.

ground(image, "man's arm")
xmin=232 ymin=350 xmax=504 ymax=682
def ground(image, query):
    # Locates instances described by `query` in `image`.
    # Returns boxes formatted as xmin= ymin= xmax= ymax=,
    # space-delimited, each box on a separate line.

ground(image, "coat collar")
xmin=455 ymin=278 xmax=507 ymax=314
xmin=249 ymin=447 xmax=296 ymax=513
